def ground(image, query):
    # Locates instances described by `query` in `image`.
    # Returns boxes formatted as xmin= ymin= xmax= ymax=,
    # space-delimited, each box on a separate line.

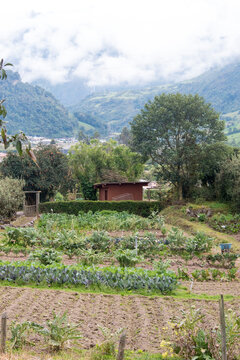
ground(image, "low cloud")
xmin=1 ymin=0 xmax=240 ymax=86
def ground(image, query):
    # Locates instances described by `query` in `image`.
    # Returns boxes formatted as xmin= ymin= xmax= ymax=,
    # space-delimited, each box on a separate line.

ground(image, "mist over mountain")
xmin=68 ymin=60 xmax=240 ymax=142
xmin=3 ymin=61 xmax=240 ymax=144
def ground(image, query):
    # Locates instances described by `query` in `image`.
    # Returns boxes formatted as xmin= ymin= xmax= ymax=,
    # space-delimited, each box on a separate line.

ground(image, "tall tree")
xmin=69 ymin=140 xmax=144 ymax=200
xmin=131 ymin=93 xmax=226 ymax=199
xmin=0 ymin=59 xmax=35 ymax=161
xmin=0 ymin=145 xmax=74 ymax=201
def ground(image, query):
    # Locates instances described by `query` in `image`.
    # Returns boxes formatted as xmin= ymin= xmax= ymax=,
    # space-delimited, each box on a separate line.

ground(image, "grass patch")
xmin=161 ymin=205 xmax=240 ymax=251
xmin=0 ymin=282 xmax=238 ymax=302
xmin=2 ymin=348 xmax=181 ymax=359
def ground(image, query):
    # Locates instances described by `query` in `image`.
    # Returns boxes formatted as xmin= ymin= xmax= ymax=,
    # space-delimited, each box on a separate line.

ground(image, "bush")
xmin=3 ymin=227 xmax=39 ymax=247
xmin=114 ymin=249 xmax=143 ymax=267
xmin=166 ymin=227 xmax=214 ymax=254
xmin=0 ymin=177 xmax=24 ymax=219
xmin=29 ymin=249 xmax=62 ymax=265
xmin=39 ymin=200 xmax=164 ymax=217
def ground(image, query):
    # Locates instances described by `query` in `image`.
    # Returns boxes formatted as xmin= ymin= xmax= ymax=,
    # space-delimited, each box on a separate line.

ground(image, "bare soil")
xmin=181 ymin=280 xmax=240 ymax=296
xmin=0 ymin=286 xmax=239 ymax=353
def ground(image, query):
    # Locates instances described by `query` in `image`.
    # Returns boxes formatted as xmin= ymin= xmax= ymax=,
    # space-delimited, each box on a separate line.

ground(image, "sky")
xmin=1 ymin=0 xmax=240 ymax=87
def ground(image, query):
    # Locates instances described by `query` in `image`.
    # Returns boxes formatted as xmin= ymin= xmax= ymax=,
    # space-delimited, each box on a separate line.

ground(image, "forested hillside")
xmin=70 ymin=61 xmax=240 ymax=143
xmin=0 ymin=71 xmax=79 ymax=138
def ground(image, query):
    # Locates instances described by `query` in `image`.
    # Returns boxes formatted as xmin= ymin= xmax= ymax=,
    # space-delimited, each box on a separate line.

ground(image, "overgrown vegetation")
xmin=0 ymin=178 xmax=24 ymax=220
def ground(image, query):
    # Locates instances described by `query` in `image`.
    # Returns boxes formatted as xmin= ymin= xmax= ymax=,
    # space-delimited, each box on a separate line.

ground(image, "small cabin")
xmin=94 ymin=182 xmax=149 ymax=201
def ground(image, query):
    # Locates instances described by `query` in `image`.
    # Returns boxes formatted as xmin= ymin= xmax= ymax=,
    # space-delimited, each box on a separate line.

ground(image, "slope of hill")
xmin=32 ymin=78 xmax=91 ymax=107
xmin=70 ymin=61 xmax=240 ymax=141
xmin=0 ymin=71 xmax=79 ymax=138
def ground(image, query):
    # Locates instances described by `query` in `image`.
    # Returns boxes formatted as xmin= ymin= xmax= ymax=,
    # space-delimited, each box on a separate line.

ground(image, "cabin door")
xmin=104 ymin=189 xmax=108 ymax=200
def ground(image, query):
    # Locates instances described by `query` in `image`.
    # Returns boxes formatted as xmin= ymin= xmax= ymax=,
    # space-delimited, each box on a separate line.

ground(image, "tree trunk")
xmin=178 ymin=182 xmax=183 ymax=201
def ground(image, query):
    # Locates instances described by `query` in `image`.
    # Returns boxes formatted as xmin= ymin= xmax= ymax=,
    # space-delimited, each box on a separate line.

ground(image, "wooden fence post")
xmin=117 ymin=332 xmax=126 ymax=360
xmin=219 ymin=295 xmax=227 ymax=360
xmin=1 ymin=313 xmax=7 ymax=353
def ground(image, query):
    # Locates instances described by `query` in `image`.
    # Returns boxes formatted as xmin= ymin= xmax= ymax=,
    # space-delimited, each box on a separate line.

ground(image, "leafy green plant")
xmin=169 ymin=306 xmax=214 ymax=359
xmin=185 ymin=232 xmax=214 ymax=254
xmin=29 ymin=248 xmax=62 ymax=265
xmin=177 ymin=267 xmax=190 ymax=281
xmin=227 ymin=268 xmax=238 ymax=280
xmin=210 ymin=268 xmax=222 ymax=281
xmin=88 ymin=231 xmax=112 ymax=253
xmin=209 ymin=213 xmax=240 ymax=234
xmin=35 ymin=312 xmax=81 ymax=351
xmin=191 ymin=269 xmax=201 ymax=281
xmin=91 ymin=326 xmax=123 ymax=359
xmin=153 ymin=259 xmax=171 ymax=274
xmin=4 ymin=227 xmax=39 ymax=247
xmin=0 ymin=262 xmax=178 ymax=293
xmin=119 ymin=232 xmax=163 ymax=255
xmin=79 ymin=249 xmax=106 ymax=266
xmin=114 ymin=249 xmax=143 ymax=267
xmin=0 ymin=178 xmax=25 ymax=219
xmin=10 ymin=320 xmax=41 ymax=349
xmin=166 ymin=228 xmax=213 ymax=254
xmin=165 ymin=227 xmax=187 ymax=250
xmin=206 ymin=254 xmax=238 ymax=269
xmin=198 ymin=213 xmax=206 ymax=222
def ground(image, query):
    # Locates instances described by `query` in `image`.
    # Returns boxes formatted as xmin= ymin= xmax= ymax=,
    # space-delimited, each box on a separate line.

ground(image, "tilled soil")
xmin=181 ymin=280 xmax=240 ymax=296
xmin=0 ymin=286 xmax=239 ymax=352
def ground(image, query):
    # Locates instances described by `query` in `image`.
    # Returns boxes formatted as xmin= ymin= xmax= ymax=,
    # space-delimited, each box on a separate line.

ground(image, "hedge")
xmin=39 ymin=200 xmax=164 ymax=217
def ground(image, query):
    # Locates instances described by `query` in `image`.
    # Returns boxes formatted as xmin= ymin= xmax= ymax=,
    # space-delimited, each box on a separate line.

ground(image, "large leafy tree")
xmin=131 ymin=93 xmax=226 ymax=199
xmin=0 ymin=59 xmax=35 ymax=160
xmin=69 ymin=139 xmax=144 ymax=200
xmin=0 ymin=145 xmax=74 ymax=201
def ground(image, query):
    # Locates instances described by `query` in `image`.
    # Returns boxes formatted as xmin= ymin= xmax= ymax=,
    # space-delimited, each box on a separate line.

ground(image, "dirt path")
xmin=0 ymin=286 xmax=239 ymax=352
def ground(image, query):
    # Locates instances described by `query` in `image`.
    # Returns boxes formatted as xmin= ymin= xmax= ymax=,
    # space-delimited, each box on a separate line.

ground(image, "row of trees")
xmin=0 ymin=140 xmax=145 ymax=201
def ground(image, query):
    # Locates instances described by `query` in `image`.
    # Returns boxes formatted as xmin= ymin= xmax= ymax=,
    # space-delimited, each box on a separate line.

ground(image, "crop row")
xmin=0 ymin=263 xmax=178 ymax=294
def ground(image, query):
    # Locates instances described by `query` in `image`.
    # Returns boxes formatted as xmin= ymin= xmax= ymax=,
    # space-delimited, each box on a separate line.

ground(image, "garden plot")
xmin=0 ymin=210 xmax=240 ymax=358
xmin=0 ymin=286 xmax=239 ymax=353
xmin=0 ymin=212 xmax=239 ymax=291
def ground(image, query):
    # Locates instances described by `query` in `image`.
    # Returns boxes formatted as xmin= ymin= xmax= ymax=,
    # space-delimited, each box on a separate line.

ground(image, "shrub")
xmin=206 ymin=254 xmax=239 ymax=269
xmin=165 ymin=227 xmax=187 ymax=250
xmin=29 ymin=248 xmax=62 ymax=265
xmin=185 ymin=232 xmax=214 ymax=253
xmin=114 ymin=249 xmax=143 ymax=267
xmin=166 ymin=228 xmax=214 ymax=254
xmin=91 ymin=326 xmax=123 ymax=359
xmin=35 ymin=311 xmax=81 ymax=351
xmin=0 ymin=177 xmax=24 ymax=219
xmin=78 ymin=249 xmax=106 ymax=266
xmin=39 ymin=200 xmax=164 ymax=217
xmin=10 ymin=321 xmax=36 ymax=349
xmin=3 ymin=227 xmax=39 ymax=247
xmin=88 ymin=231 xmax=112 ymax=253
xmin=119 ymin=232 xmax=163 ymax=255
xmin=168 ymin=306 xmax=214 ymax=359
xmin=55 ymin=192 xmax=64 ymax=201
